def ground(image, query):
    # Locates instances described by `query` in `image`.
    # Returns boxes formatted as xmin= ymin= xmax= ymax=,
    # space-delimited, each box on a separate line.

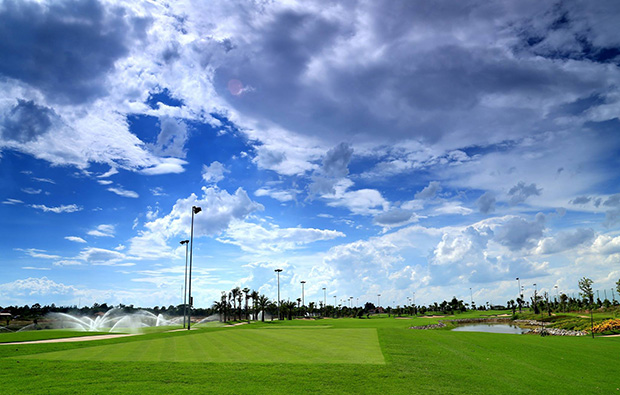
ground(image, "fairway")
xmin=18 ymin=328 xmax=385 ymax=364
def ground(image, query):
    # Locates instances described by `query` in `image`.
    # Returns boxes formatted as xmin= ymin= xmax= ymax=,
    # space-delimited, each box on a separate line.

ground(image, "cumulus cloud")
xmin=0 ymin=277 xmax=77 ymax=297
xmin=148 ymin=117 xmax=189 ymax=158
xmin=535 ymin=228 xmax=595 ymax=255
xmin=508 ymin=181 xmax=542 ymax=206
xmin=0 ymin=99 xmax=58 ymax=143
xmin=571 ymin=196 xmax=591 ymax=205
xmin=477 ymin=192 xmax=496 ymax=214
xmin=415 ymin=181 xmax=441 ymax=200
xmin=309 ymin=142 xmax=353 ymax=196
xmin=202 ymin=161 xmax=229 ymax=184
xmin=129 ymin=186 xmax=264 ymax=259
xmin=373 ymin=208 xmax=417 ymax=228
xmin=494 ymin=213 xmax=546 ymax=251
xmin=0 ymin=0 xmax=149 ymax=103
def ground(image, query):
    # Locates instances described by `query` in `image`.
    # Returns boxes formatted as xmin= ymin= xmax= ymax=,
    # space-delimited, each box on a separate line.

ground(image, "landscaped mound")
xmin=592 ymin=319 xmax=620 ymax=334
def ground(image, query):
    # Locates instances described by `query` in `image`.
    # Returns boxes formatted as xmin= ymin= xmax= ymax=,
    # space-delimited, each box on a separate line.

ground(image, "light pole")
xmin=469 ymin=287 xmax=473 ymax=308
xmin=334 ymin=295 xmax=337 ymax=318
xmin=554 ymin=285 xmax=559 ymax=302
xmin=187 ymin=205 xmax=201 ymax=330
xmin=301 ymin=281 xmax=306 ymax=307
xmin=378 ymin=294 xmax=381 ymax=309
xmin=180 ymin=239 xmax=189 ymax=328
xmin=275 ymin=269 xmax=282 ymax=319
xmin=322 ymin=288 xmax=326 ymax=316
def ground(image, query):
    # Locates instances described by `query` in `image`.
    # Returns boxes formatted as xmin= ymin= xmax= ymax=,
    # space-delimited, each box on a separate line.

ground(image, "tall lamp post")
xmin=322 ymin=287 xmax=326 ymax=316
xmin=180 ymin=239 xmax=189 ymax=328
xmin=275 ymin=269 xmax=283 ymax=320
xmin=516 ymin=277 xmax=522 ymax=312
xmin=378 ymin=294 xmax=381 ymax=311
xmin=301 ymin=281 xmax=306 ymax=307
xmin=187 ymin=205 xmax=201 ymax=330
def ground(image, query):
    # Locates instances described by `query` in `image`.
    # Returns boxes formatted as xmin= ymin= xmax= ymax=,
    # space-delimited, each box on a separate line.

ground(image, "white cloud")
xmin=64 ymin=236 xmax=87 ymax=243
xmin=21 ymin=187 xmax=41 ymax=194
xmin=140 ymin=158 xmax=187 ymax=175
xmin=31 ymin=204 xmax=82 ymax=213
xmin=22 ymin=266 xmax=51 ymax=271
xmin=535 ymin=228 xmax=595 ymax=255
xmin=373 ymin=208 xmax=418 ymax=229
xmin=434 ymin=202 xmax=473 ymax=216
xmin=202 ymin=161 xmax=229 ymax=184
xmin=2 ymin=198 xmax=23 ymax=205
xmin=53 ymin=260 xmax=82 ymax=266
xmin=218 ymin=220 xmax=345 ymax=253
xmin=97 ymin=167 xmax=118 ymax=178
xmin=128 ymin=186 xmax=264 ymax=259
xmin=77 ymin=247 xmax=126 ymax=265
xmin=147 ymin=117 xmax=189 ymax=158
xmin=87 ymin=224 xmax=115 ymax=238
xmin=255 ymin=187 xmax=298 ymax=202
xmin=494 ymin=213 xmax=546 ymax=252
xmin=107 ymin=187 xmax=139 ymax=198
xmin=590 ymin=234 xmax=620 ymax=256
xmin=0 ymin=277 xmax=77 ymax=297
xmin=415 ymin=181 xmax=441 ymax=200
xmin=16 ymin=248 xmax=61 ymax=260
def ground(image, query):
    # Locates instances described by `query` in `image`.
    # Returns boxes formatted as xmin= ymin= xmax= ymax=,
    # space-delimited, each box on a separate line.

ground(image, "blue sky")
xmin=1 ymin=0 xmax=620 ymax=309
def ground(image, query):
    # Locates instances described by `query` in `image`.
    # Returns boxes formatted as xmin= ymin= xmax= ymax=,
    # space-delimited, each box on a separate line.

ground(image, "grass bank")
xmin=1 ymin=316 xmax=618 ymax=394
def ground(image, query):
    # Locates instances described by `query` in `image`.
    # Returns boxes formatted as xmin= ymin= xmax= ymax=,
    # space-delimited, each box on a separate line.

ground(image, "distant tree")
xmin=578 ymin=277 xmax=594 ymax=304
xmin=616 ymin=278 xmax=620 ymax=298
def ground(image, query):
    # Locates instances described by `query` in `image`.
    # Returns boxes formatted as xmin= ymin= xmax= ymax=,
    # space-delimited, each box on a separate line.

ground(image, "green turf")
xmin=2 ymin=316 xmax=620 ymax=394
xmin=18 ymin=328 xmax=384 ymax=364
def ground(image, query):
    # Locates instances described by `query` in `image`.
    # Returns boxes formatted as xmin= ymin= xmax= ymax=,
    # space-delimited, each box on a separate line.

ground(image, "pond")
xmin=451 ymin=323 xmax=530 ymax=334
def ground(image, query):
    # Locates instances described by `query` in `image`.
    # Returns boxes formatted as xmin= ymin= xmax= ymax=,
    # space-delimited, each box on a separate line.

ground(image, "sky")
xmin=1 ymin=0 xmax=620 ymax=310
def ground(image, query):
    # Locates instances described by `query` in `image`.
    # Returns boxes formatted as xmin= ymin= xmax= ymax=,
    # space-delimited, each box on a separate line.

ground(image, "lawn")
xmin=2 ymin=316 xmax=619 ymax=394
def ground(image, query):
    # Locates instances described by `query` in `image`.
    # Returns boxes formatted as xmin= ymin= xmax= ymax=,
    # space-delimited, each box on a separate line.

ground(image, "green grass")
xmin=2 ymin=316 xmax=619 ymax=394
xmin=18 ymin=328 xmax=384 ymax=364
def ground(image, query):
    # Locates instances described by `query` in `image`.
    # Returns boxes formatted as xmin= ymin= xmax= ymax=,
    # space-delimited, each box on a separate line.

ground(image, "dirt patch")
xmin=0 ymin=333 xmax=137 ymax=345
xmin=225 ymin=322 xmax=249 ymax=327
xmin=496 ymin=314 xmax=511 ymax=317
xmin=395 ymin=317 xmax=412 ymax=319
xmin=600 ymin=334 xmax=620 ymax=338
xmin=423 ymin=315 xmax=446 ymax=318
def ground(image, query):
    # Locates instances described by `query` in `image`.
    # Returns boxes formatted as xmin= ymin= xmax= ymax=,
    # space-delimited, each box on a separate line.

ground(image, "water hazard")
xmin=452 ymin=323 xmax=530 ymax=334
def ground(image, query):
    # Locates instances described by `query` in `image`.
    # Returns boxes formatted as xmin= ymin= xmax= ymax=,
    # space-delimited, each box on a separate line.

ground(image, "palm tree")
xmin=212 ymin=300 xmax=224 ymax=322
xmin=243 ymin=288 xmax=250 ymax=321
xmin=257 ymin=295 xmax=270 ymax=322
xmin=250 ymin=291 xmax=260 ymax=321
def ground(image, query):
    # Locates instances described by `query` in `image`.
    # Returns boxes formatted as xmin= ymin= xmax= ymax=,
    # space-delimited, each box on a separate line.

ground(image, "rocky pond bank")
xmin=409 ymin=317 xmax=588 ymax=336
